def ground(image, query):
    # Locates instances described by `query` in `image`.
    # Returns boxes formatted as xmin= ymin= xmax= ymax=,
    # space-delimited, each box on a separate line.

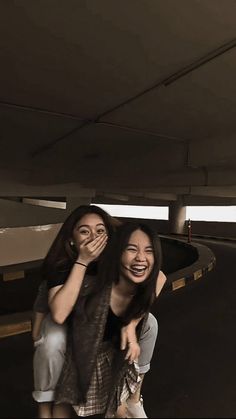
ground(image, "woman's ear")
xmin=69 ymin=238 xmax=75 ymax=248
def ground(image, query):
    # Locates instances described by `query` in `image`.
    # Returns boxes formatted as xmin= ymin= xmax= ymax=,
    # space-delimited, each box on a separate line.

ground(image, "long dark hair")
xmin=99 ymin=222 xmax=162 ymax=324
xmin=42 ymin=204 xmax=117 ymax=279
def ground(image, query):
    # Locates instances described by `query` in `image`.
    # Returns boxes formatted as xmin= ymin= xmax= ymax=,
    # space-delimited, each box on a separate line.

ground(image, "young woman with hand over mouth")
xmin=50 ymin=222 xmax=166 ymax=418
xmin=32 ymin=206 xmax=166 ymax=418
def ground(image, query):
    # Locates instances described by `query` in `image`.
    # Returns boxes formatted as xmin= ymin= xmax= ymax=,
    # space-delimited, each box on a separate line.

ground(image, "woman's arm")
xmin=121 ymin=320 xmax=141 ymax=363
xmin=49 ymin=233 xmax=108 ymax=324
xmin=121 ymin=270 xmax=167 ymax=362
xmin=48 ymin=264 xmax=88 ymax=324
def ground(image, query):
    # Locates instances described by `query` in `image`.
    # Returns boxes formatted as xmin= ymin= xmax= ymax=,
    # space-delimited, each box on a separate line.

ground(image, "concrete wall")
xmin=0 ymin=197 xmax=91 ymax=228
xmin=118 ymin=217 xmax=236 ymax=239
xmin=0 ymin=224 xmax=61 ymax=266
xmin=190 ymin=220 xmax=236 ymax=239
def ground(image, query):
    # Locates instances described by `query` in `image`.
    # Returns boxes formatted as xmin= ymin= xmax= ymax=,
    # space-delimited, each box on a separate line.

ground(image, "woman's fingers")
xmin=87 ymin=234 xmax=108 ymax=256
xmin=79 ymin=233 xmax=108 ymax=264
xmin=80 ymin=233 xmax=107 ymax=247
xmin=121 ymin=329 xmax=128 ymax=351
xmin=125 ymin=342 xmax=140 ymax=363
xmin=88 ymin=233 xmax=108 ymax=251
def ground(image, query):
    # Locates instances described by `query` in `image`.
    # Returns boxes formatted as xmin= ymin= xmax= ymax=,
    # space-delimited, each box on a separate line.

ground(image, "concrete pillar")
xmin=169 ymin=199 xmax=186 ymax=235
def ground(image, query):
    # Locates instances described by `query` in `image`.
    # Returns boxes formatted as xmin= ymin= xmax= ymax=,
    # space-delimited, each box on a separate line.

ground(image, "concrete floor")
xmin=146 ymin=238 xmax=236 ymax=418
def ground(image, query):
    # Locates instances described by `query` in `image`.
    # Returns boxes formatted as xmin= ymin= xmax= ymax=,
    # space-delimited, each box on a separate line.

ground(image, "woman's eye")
xmin=126 ymin=247 xmax=136 ymax=252
xmin=79 ymin=229 xmax=90 ymax=235
xmin=146 ymin=248 xmax=154 ymax=253
xmin=97 ymin=229 xmax=106 ymax=234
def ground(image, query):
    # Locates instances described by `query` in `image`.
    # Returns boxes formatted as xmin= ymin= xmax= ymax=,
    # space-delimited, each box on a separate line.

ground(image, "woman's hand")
xmin=78 ymin=233 xmax=108 ymax=265
xmin=121 ymin=323 xmax=140 ymax=364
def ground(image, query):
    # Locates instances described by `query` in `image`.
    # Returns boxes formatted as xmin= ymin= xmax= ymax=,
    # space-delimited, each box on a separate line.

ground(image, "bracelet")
xmin=75 ymin=261 xmax=88 ymax=268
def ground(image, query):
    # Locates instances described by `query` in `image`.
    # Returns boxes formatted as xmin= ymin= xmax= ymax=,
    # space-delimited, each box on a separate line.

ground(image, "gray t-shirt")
xmin=33 ymin=280 xmax=48 ymax=313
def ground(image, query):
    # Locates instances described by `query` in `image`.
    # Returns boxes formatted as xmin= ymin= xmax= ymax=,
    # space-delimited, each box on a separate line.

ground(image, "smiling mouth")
xmin=129 ymin=265 xmax=148 ymax=276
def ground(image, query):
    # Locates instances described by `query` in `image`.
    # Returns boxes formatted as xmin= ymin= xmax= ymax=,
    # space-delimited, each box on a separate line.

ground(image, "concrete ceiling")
xmin=0 ymin=0 xmax=236 ymax=206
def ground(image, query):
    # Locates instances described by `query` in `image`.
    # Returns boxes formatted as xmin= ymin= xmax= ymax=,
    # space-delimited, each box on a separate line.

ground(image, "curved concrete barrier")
xmin=161 ymin=236 xmax=216 ymax=292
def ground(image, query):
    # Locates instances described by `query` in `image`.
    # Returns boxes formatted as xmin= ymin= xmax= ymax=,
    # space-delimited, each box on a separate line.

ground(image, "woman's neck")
xmin=110 ymin=276 xmax=137 ymax=317
xmin=112 ymin=276 xmax=137 ymax=298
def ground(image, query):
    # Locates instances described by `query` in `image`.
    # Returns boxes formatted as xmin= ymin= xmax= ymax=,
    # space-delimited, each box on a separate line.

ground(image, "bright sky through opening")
xmin=186 ymin=206 xmax=236 ymax=222
xmin=94 ymin=204 xmax=169 ymax=220
xmin=94 ymin=204 xmax=236 ymax=222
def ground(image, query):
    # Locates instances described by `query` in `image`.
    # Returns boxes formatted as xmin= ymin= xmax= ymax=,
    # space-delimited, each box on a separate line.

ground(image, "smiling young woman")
xmin=32 ymin=207 xmax=166 ymax=419
xmin=52 ymin=222 xmax=166 ymax=418
xmin=32 ymin=205 xmax=117 ymax=418
xmin=121 ymin=229 xmax=155 ymax=281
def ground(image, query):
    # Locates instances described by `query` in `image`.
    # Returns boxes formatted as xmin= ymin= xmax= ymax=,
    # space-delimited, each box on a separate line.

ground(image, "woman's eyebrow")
xmin=126 ymin=243 xmax=153 ymax=249
xmin=78 ymin=223 xmax=105 ymax=228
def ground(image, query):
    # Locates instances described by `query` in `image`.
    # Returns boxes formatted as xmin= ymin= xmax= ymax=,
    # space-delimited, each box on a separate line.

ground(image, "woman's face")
xmin=72 ymin=213 xmax=107 ymax=250
xmin=120 ymin=229 xmax=154 ymax=284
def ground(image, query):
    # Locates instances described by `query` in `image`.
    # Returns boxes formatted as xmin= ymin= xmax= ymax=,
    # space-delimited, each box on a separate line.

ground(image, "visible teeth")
xmin=131 ymin=265 xmax=147 ymax=273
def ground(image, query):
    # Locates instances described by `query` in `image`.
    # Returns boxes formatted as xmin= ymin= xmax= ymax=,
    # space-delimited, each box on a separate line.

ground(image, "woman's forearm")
xmin=129 ymin=317 xmax=142 ymax=329
xmin=49 ymin=233 xmax=108 ymax=324
xmin=48 ymin=262 xmax=87 ymax=324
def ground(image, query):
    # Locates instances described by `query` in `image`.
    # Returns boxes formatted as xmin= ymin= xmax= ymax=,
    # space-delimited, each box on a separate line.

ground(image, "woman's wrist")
xmin=74 ymin=260 xmax=88 ymax=268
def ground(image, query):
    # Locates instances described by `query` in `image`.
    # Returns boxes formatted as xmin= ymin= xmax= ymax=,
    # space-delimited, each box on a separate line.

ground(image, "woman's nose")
xmin=90 ymin=230 xmax=98 ymax=240
xmin=135 ymin=250 xmax=145 ymax=261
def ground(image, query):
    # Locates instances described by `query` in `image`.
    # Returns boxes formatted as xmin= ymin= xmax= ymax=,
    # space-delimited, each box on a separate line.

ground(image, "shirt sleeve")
xmin=33 ymin=280 xmax=49 ymax=313
xmin=47 ymin=266 xmax=72 ymax=290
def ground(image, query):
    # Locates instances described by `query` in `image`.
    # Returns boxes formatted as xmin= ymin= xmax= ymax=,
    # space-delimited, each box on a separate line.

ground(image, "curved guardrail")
xmin=161 ymin=236 xmax=216 ymax=292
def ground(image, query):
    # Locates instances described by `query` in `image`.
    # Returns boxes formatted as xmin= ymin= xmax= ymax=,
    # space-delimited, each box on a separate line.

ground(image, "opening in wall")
xmin=91 ymin=204 xmax=169 ymax=220
xmin=186 ymin=206 xmax=236 ymax=222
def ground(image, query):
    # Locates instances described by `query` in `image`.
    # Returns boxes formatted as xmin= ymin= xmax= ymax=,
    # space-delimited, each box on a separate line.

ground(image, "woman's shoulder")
xmin=159 ymin=270 xmax=167 ymax=283
xmin=156 ymin=270 xmax=167 ymax=297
